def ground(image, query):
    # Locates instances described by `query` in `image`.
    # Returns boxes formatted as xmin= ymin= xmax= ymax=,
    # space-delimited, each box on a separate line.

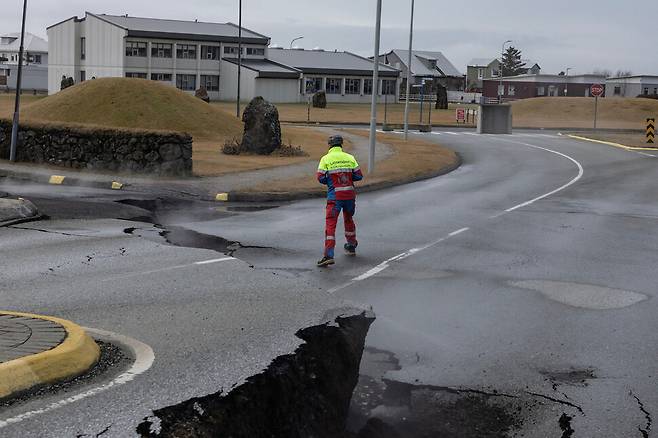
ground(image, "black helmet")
xmin=328 ymin=135 xmax=344 ymax=147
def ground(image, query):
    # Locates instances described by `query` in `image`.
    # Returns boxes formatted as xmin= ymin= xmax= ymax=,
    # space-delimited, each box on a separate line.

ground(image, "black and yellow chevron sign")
xmin=648 ymin=118 xmax=655 ymax=144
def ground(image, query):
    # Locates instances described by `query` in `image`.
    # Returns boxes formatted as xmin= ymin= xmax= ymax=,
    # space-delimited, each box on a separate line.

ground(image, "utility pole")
xmin=289 ymin=36 xmax=304 ymax=49
xmin=564 ymin=67 xmax=573 ymax=97
xmin=367 ymin=0 xmax=382 ymax=174
xmin=403 ymin=0 xmax=415 ymax=140
xmin=236 ymin=0 xmax=242 ymax=118
xmin=499 ymin=40 xmax=512 ymax=103
xmin=9 ymin=0 xmax=28 ymax=162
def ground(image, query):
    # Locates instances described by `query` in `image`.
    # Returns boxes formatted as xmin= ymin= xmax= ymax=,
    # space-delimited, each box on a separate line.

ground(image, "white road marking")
xmin=102 ymin=257 xmax=237 ymax=281
xmin=637 ymin=151 xmax=656 ymax=158
xmin=0 ymin=328 xmax=155 ymax=429
xmin=331 ymin=138 xmax=585 ymax=293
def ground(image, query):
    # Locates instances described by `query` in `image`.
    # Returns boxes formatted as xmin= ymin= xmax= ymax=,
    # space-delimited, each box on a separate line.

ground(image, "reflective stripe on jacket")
xmin=316 ymin=146 xmax=364 ymax=200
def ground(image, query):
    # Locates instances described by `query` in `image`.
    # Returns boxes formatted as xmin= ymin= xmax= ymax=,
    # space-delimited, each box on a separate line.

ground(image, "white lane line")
xmin=444 ymin=132 xmax=460 ymax=135
xmin=0 ymin=328 xmax=155 ymax=429
xmin=637 ymin=151 xmax=656 ymax=158
xmin=102 ymin=257 xmax=237 ymax=281
xmin=331 ymin=138 xmax=585 ymax=293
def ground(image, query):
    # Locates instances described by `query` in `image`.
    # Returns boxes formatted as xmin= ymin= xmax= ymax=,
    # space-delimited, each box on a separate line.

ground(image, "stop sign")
xmin=591 ymin=84 xmax=605 ymax=97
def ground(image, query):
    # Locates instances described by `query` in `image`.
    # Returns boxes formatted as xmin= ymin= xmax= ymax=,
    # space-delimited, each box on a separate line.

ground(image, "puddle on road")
xmin=510 ymin=280 xmax=648 ymax=310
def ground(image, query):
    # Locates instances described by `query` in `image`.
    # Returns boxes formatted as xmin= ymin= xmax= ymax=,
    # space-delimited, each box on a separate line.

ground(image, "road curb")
xmin=0 ymin=168 xmax=124 ymax=191
xmin=0 ymin=198 xmax=40 ymax=227
xmin=0 ymin=311 xmax=100 ymax=400
xmin=212 ymin=153 xmax=463 ymax=203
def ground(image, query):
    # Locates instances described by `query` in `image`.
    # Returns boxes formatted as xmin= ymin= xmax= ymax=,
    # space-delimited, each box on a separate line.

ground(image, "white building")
xmin=606 ymin=76 xmax=658 ymax=98
xmin=46 ymin=12 xmax=400 ymax=103
xmin=0 ymin=32 xmax=48 ymax=92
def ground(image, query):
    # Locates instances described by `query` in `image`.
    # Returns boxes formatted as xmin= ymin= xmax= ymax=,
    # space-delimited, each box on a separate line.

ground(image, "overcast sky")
xmin=2 ymin=0 xmax=656 ymax=75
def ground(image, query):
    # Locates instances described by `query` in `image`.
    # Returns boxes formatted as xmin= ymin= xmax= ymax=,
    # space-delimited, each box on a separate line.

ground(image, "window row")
xmin=125 ymin=42 xmax=265 ymax=59
xmin=305 ymin=77 xmax=397 ymax=95
xmin=124 ymin=72 xmax=219 ymax=92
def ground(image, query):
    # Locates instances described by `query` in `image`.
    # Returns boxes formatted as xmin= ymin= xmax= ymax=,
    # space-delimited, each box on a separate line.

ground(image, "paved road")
xmin=1 ymin=130 xmax=656 ymax=437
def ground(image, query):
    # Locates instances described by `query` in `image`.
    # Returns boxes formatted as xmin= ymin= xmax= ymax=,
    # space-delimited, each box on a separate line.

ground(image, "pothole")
xmin=510 ymin=280 xmax=648 ymax=309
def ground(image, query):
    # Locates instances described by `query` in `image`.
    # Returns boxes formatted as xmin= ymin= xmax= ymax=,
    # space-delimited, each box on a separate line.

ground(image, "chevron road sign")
xmin=648 ymin=118 xmax=655 ymax=144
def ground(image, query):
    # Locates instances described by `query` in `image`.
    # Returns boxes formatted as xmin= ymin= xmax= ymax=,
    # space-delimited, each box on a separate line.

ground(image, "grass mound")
xmin=511 ymin=97 xmax=658 ymax=129
xmin=22 ymin=78 xmax=242 ymax=139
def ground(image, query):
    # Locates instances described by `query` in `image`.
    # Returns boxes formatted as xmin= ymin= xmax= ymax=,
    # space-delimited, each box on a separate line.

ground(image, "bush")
xmin=276 ymin=141 xmax=308 ymax=157
xmin=222 ymin=138 xmax=242 ymax=155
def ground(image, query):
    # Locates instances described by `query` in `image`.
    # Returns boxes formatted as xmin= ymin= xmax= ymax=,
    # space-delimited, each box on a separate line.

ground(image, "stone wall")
xmin=0 ymin=119 xmax=192 ymax=176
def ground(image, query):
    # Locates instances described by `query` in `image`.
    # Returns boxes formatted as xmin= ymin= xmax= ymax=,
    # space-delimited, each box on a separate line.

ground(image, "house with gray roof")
xmin=0 ymin=32 xmax=48 ymax=92
xmin=467 ymin=57 xmax=540 ymax=92
xmin=377 ymin=49 xmax=463 ymax=92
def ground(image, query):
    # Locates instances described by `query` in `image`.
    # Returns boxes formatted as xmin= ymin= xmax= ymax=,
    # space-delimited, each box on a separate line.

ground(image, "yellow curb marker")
xmin=48 ymin=175 xmax=66 ymax=185
xmin=111 ymin=181 xmax=124 ymax=190
xmin=215 ymin=193 xmax=229 ymax=202
xmin=568 ymin=134 xmax=658 ymax=151
xmin=0 ymin=311 xmax=100 ymax=399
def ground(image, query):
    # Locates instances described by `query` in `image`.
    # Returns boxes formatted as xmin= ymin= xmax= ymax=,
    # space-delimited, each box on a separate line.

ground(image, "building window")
xmin=305 ymin=77 xmax=322 ymax=93
xmin=151 ymin=73 xmax=172 ymax=81
xmin=345 ymin=78 xmax=361 ymax=95
xmin=34 ymin=54 xmax=41 ymax=64
xmin=381 ymin=79 xmax=396 ymax=95
xmin=364 ymin=78 xmax=373 ymax=95
xmin=151 ymin=43 xmax=172 ymax=58
xmin=654 ymin=88 xmax=658 ymax=95
xmin=478 ymin=68 xmax=484 ymax=79
xmin=201 ymin=75 xmax=219 ymax=91
xmin=126 ymin=41 xmax=147 ymax=57
xmin=80 ymin=71 xmax=86 ymax=82
xmin=125 ymin=72 xmax=147 ymax=79
xmin=614 ymin=86 xmax=621 ymax=96
xmin=223 ymin=46 xmax=243 ymax=55
xmin=80 ymin=37 xmax=86 ymax=60
xmin=201 ymin=46 xmax=220 ymax=60
xmin=326 ymin=78 xmax=342 ymax=94
xmin=644 ymin=87 xmax=649 ymax=96
xmin=176 ymin=44 xmax=197 ymax=59
xmin=246 ymin=47 xmax=265 ymax=56
xmin=176 ymin=74 xmax=196 ymax=91
xmin=508 ymin=85 xmax=516 ymax=96
xmin=537 ymin=86 xmax=545 ymax=96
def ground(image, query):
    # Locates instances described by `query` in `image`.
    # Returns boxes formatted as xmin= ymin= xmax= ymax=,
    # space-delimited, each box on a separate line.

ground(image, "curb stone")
xmin=0 ymin=197 xmax=40 ymax=227
xmin=0 ymin=311 xmax=100 ymax=400
xmin=0 ymin=168 xmax=124 ymax=191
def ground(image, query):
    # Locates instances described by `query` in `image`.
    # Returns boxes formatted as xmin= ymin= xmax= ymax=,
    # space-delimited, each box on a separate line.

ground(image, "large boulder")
xmin=435 ymin=84 xmax=448 ymax=110
xmin=312 ymin=91 xmax=327 ymax=108
xmin=240 ymin=96 xmax=282 ymax=155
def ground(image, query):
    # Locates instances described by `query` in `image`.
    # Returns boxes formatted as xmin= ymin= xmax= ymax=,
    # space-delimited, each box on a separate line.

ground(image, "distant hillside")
xmin=512 ymin=97 xmax=658 ymax=130
xmin=22 ymin=78 xmax=242 ymax=139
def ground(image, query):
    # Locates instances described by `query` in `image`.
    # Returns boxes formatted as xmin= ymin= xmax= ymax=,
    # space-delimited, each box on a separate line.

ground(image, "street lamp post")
xmin=367 ymin=0 xmax=382 ymax=174
xmin=499 ymin=40 xmax=512 ymax=103
xmin=236 ymin=0 xmax=242 ymax=118
xmin=9 ymin=0 xmax=28 ymax=162
xmin=403 ymin=0 xmax=415 ymax=140
xmin=564 ymin=67 xmax=573 ymax=97
xmin=289 ymin=36 xmax=304 ymax=49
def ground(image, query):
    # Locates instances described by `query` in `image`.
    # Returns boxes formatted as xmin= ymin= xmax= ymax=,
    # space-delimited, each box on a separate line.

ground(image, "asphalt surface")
xmin=1 ymin=129 xmax=657 ymax=437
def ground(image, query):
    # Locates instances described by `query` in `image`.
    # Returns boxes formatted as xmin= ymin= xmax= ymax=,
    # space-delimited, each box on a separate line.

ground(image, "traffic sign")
xmin=591 ymin=84 xmax=605 ymax=97
xmin=647 ymin=118 xmax=655 ymax=144
xmin=456 ymin=108 xmax=466 ymax=123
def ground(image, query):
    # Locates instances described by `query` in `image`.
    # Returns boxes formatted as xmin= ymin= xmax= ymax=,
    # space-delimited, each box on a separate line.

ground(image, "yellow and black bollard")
xmin=647 ymin=118 xmax=655 ymax=145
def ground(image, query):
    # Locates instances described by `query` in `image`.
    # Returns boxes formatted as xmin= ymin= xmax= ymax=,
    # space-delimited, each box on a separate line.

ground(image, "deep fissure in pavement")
xmin=632 ymin=392 xmax=652 ymax=438
xmin=136 ymin=313 xmax=374 ymax=438
xmin=559 ymin=413 xmax=575 ymax=438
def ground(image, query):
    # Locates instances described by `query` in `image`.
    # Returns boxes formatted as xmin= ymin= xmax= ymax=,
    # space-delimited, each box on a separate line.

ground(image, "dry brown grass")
xmin=245 ymin=129 xmax=458 ymax=193
xmin=0 ymin=94 xmax=44 ymax=118
xmin=212 ymin=101 xmax=477 ymax=126
xmin=512 ymin=97 xmax=658 ymax=130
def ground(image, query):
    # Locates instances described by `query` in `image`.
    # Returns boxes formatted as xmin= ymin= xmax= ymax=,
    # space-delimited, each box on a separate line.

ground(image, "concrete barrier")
xmin=477 ymin=104 xmax=512 ymax=134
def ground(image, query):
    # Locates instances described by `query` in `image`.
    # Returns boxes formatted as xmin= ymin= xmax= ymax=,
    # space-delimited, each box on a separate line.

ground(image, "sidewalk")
xmin=0 ymin=312 xmax=99 ymax=399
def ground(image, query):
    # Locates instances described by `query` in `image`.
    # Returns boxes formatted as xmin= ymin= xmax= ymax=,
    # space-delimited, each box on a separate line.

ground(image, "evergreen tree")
xmin=501 ymin=46 xmax=526 ymax=76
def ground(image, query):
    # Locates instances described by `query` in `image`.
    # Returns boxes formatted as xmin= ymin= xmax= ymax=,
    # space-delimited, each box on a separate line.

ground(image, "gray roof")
xmin=467 ymin=58 xmax=497 ymax=67
xmin=223 ymin=58 xmax=301 ymax=79
xmin=0 ymin=32 xmax=48 ymax=53
xmin=88 ymin=13 xmax=269 ymax=44
xmin=389 ymin=49 xmax=462 ymax=77
xmin=268 ymin=48 xmax=400 ymax=77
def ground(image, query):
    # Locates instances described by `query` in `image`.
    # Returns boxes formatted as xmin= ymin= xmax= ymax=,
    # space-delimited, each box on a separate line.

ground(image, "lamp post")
xmin=9 ymin=0 xmax=28 ymax=162
xmin=367 ymin=0 xmax=382 ymax=174
xmin=403 ymin=0 xmax=415 ymax=140
xmin=289 ymin=36 xmax=304 ymax=49
xmin=564 ymin=67 xmax=573 ymax=96
xmin=499 ymin=40 xmax=512 ymax=103
xmin=236 ymin=0 xmax=242 ymax=118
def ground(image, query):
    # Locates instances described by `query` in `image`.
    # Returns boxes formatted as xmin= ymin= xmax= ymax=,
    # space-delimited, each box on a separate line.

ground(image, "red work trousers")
xmin=324 ymin=200 xmax=357 ymax=257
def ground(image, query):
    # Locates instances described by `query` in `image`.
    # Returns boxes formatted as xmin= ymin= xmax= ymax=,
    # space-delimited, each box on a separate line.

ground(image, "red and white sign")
xmin=591 ymin=84 xmax=605 ymax=97
xmin=456 ymin=108 xmax=466 ymax=123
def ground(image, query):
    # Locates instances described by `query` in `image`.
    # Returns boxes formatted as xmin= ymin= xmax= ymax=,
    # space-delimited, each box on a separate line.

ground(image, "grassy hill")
xmin=511 ymin=97 xmax=658 ymax=130
xmin=22 ymin=78 xmax=243 ymax=139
